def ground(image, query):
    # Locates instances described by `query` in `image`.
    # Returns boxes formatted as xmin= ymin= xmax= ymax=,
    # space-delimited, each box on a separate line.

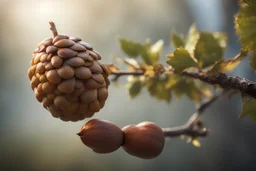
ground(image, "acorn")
xmin=122 ymin=121 xmax=165 ymax=159
xmin=28 ymin=21 xmax=110 ymax=122
xmin=77 ymin=119 xmax=124 ymax=153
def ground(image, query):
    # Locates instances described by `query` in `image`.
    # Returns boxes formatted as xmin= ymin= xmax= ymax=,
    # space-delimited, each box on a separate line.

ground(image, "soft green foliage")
xmin=168 ymin=25 xmax=227 ymax=71
xmin=235 ymin=0 xmax=256 ymax=52
xmin=118 ymin=37 xmax=143 ymax=57
xmin=141 ymin=40 xmax=164 ymax=65
xmin=240 ymin=94 xmax=256 ymax=123
xmin=165 ymin=75 xmax=211 ymax=103
xmin=171 ymin=31 xmax=185 ymax=48
xmin=167 ymin=47 xmax=197 ymax=73
xmin=145 ymin=76 xmax=171 ymax=102
xmin=126 ymin=73 xmax=211 ymax=103
xmin=235 ymin=0 xmax=256 ymax=70
xmin=194 ymin=32 xmax=225 ymax=68
xmin=117 ymin=2 xmax=256 ymax=123
xmin=118 ymin=37 xmax=163 ymax=65
xmin=234 ymin=0 xmax=256 ymax=123
xmin=127 ymin=77 xmax=142 ymax=99
xmin=207 ymin=53 xmax=245 ymax=74
xmin=185 ymin=24 xmax=200 ymax=54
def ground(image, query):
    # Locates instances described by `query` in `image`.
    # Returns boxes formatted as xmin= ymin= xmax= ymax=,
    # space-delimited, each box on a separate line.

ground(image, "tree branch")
xmin=109 ymin=70 xmax=256 ymax=98
xmin=182 ymin=72 xmax=256 ymax=98
xmin=162 ymin=90 xmax=223 ymax=138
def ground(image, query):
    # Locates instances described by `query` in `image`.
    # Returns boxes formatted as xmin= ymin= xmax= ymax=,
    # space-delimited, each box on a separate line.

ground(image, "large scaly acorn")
xmin=28 ymin=21 xmax=110 ymax=122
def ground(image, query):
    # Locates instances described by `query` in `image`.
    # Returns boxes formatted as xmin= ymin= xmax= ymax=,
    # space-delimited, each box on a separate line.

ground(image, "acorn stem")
xmin=49 ymin=21 xmax=58 ymax=38
xmin=77 ymin=132 xmax=83 ymax=136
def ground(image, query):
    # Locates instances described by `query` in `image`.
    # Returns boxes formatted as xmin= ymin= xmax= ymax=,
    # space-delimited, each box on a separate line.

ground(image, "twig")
xmin=111 ymin=70 xmax=144 ymax=76
xmin=182 ymin=72 xmax=256 ymax=98
xmin=109 ymin=70 xmax=256 ymax=98
xmin=110 ymin=70 xmax=144 ymax=81
xmin=49 ymin=21 xmax=58 ymax=38
xmin=162 ymin=90 xmax=224 ymax=138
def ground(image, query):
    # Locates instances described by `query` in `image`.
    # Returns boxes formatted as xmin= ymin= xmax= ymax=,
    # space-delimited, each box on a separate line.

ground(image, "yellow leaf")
xmin=192 ymin=139 xmax=201 ymax=147
xmin=106 ymin=64 xmax=120 ymax=73
xmin=207 ymin=53 xmax=246 ymax=74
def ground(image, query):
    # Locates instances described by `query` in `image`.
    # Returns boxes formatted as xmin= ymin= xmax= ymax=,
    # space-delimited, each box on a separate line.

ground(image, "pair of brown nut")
xmin=78 ymin=119 xmax=165 ymax=159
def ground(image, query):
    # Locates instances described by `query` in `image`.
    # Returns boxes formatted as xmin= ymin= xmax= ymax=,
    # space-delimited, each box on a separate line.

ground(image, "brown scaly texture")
xmin=28 ymin=22 xmax=110 ymax=122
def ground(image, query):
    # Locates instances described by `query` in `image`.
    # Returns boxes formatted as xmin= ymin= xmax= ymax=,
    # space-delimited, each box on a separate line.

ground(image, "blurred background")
xmin=1 ymin=0 xmax=256 ymax=171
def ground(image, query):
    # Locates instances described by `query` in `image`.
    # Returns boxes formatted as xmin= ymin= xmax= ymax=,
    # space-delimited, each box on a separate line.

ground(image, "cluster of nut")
xmin=78 ymin=119 xmax=165 ymax=159
xmin=28 ymin=32 xmax=110 ymax=122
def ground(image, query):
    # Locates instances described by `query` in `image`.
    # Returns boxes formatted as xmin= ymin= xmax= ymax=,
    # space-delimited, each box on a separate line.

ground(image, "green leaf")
xmin=140 ymin=40 xmax=152 ymax=65
xmin=171 ymin=31 xmax=185 ymax=48
xmin=213 ymin=33 xmax=227 ymax=49
xmin=185 ymin=24 xmax=200 ymax=54
xmin=240 ymin=94 xmax=256 ymax=123
xmin=117 ymin=37 xmax=143 ymax=57
xmin=141 ymin=39 xmax=164 ymax=65
xmin=166 ymin=75 xmax=211 ymax=103
xmin=194 ymin=32 xmax=225 ymax=68
xmin=149 ymin=40 xmax=164 ymax=64
xmin=167 ymin=47 xmax=197 ymax=73
xmin=235 ymin=0 xmax=256 ymax=51
xmin=145 ymin=76 xmax=171 ymax=102
xmin=127 ymin=77 xmax=142 ymax=99
xmin=207 ymin=53 xmax=246 ymax=74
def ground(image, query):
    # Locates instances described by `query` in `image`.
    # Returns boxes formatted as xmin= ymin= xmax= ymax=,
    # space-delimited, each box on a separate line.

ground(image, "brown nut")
xmin=57 ymin=48 xmax=78 ymax=58
xmin=54 ymin=39 xmax=75 ymax=48
xmin=57 ymin=65 xmax=75 ymax=79
xmin=65 ymin=57 xmax=85 ymax=67
xmin=46 ymin=46 xmax=58 ymax=54
xmin=51 ymin=56 xmax=63 ymax=68
xmin=122 ymin=121 xmax=165 ymax=159
xmin=78 ymin=119 xmax=124 ymax=154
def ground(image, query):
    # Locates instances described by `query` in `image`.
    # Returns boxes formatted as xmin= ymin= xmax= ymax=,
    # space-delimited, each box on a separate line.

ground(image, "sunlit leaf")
xmin=171 ymin=31 xmax=185 ymax=48
xmin=194 ymin=32 xmax=226 ymax=68
xmin=167 ymin=47 xmax=197 ymax=73
xmin=166 ymin=75 xmax=211 ymax=103
xmin=145 ymin=76 xmax=171 ymax=102
xmin=127 ymin=76 xmax=142 ymax=99
xmin=240 ymin=94 xmax=256 ymax=123
xmin=117 ymin=37 xmax=143 ymax=57
xmin=235 ymin=0 xmax=256 ymax=52
xmin=207 ymin=53 xmax=246 ymax=74
xmin=213 ymin=32 xmax=227 ymax=49
xmin=124 ymin=58 xmax=140 ymax=69
xmin=141 ymin=39 xmax=164 ymax=65
xmin=185 ymin=24 xmax=200 ymax=54
xmin=106 ymin=64 xmax=120 ymax=73
xmin=192 ymin=139 xmax=201 ymax=147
